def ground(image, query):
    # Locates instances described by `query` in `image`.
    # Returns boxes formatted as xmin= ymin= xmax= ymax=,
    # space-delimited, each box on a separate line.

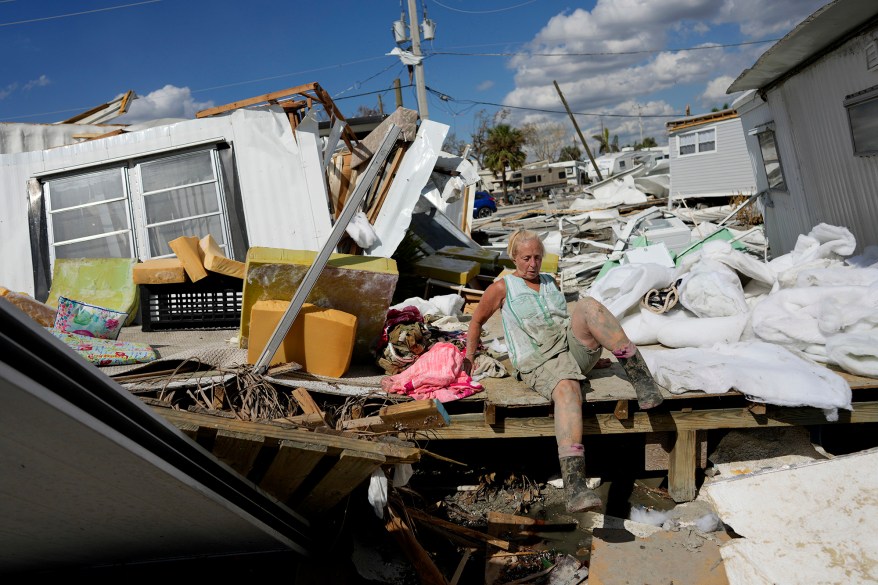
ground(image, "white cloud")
xmin=476 ymin=80 xmax=494 ymax=92
xmin=0 ymin=82 xmax=18 ymax=100
xmin=499 ymin=0 xmax=825 ymax=147
xmin=23 ymin=75 xmax=50 ymax=90
xmin=701 ymin=75 xmax=737 ymax=107
xmin=116 ymin=85 xmax=214 ymax=123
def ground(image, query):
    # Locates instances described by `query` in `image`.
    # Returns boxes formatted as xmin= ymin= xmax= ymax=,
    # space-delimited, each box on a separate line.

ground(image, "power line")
xmin=429 ymin=38 xmax=780 ymax=58
xmin=425 ymin=86 xmax=684 ymax=119
xmin=0 ymin=0 xmax=161 ymax=28
xmin=429 ymin=0 xmax=537 ymax=15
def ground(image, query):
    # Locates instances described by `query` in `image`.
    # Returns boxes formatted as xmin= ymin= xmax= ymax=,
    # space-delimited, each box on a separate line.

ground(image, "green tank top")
xmin=501 ymin=274 xmax=569 ymax=373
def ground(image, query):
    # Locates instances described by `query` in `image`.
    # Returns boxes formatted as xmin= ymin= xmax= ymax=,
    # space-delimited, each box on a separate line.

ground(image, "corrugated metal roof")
xmin=728 ymin=0 xmax=878 ymax=93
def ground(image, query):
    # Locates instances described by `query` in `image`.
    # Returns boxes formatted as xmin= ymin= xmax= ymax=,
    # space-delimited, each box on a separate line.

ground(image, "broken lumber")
xmin=406 ymin=507 xmax=511 ymax=550
xmin=342 ymin=399 xmax=450 ymax=433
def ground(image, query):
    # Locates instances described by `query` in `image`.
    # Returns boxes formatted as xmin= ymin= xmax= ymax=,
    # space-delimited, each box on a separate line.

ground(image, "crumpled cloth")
xmin=381 ymin=342 xmax=483 ymax=402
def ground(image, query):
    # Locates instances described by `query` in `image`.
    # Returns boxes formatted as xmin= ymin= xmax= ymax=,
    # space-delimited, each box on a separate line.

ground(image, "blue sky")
xmin=1 ymin=0 xmax=828 ymax=150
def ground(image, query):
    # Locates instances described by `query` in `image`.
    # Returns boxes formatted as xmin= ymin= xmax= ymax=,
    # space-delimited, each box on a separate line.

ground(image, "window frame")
xmin=43 ymin=166 xmax=136 ymax=267
xmin=39 ymin=145 xmax=233 ymax=268
xmin=844 ymin=84 xmax=878 ymax=156
xmin=749 ymin=123 xmax=787 ymax=192
xmin=676 ymin=127 xmax=717 ymax=157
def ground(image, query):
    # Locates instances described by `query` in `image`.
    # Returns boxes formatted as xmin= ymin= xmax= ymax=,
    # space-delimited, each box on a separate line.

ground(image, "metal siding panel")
xmin=668 ymin=119 xmax=757 ymax=198
xmin=765 ymin=31 xmax=878 ymax=257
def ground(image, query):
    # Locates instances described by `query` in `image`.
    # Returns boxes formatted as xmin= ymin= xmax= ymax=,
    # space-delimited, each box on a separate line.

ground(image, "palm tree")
xmin=558 ymin=145 xmax=581 ymax=162
xmin=483 ymin=124 xmax=526 ymax=203
xmin=591 ymin=127 xmax=620 ymax=155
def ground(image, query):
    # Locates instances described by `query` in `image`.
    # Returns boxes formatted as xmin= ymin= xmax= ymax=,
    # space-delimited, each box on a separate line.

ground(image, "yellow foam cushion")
xmin=132 ymin=258 xmax=187 ymax=284
xmin=199 ymin=234 xmax=245 ymax=279
xmin=246 ymin=301 xmax=357 ymax=377
xmin=168 ymin=236 xmax=208 ymax=282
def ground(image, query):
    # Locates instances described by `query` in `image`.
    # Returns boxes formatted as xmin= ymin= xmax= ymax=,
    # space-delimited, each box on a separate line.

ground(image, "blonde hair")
xmin=507 ymin=229 xmax=545 ymax=259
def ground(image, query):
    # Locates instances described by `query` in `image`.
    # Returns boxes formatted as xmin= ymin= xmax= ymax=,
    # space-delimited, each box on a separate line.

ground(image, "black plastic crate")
xmin=139 ymin=273 xmax=243 ymax=331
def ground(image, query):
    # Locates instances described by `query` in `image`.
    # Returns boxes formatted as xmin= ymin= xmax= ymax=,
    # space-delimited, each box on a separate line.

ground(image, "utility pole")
xmin=406 ymin=0 xmax=430 ymax=120
xmin=637 ymin=104 xmax=643 ymax=145
xmin=393 ymin=78 xmax=403 ymax=109
xmin=553 ymin=80 xmax=603 ymax=182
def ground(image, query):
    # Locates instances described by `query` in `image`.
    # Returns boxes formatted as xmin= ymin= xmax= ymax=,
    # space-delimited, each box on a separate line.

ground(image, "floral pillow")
xmin=53 ymin=296 xmax=127 ymax=340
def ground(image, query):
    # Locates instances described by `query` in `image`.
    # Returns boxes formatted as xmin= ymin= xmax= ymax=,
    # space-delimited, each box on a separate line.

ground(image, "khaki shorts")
xmin=520 ymin=321 xmax=602 ymax=400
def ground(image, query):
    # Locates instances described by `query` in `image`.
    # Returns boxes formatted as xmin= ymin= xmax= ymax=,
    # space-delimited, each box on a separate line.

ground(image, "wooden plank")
xmin=644 ymin=430 xmax=707 ymax=471
xmin=273 ymin=412 xmax=327 ymax=429
xmin=450 ymin=548 xmax=476 ymax=585
xmin=485 ymin=511 xmax=577 ymax=531
xmin=258 ymin=439 xmax=328 ymax=503
xmin=367 ymin=144 xmax=406 ymax=224
xmin=299 ymin=449 xmax=386 ymax=513
xmin=343 ymin=399 xmax=450 ymax=432
xmin=613 ymin=399 xmax=629 ymax=421
xmin=292 ymin=387 xmax=323 ymax=415
xmin=196 ymin=82 xmax=320 ymax=117
xmin=150 ymin=405 xmax=421 ymax=463
xmin=211 ymin=429 xmax=265 ymax=477
xmin=407 ymin=507 xmax=511 ymax=550
xmin=668 ymin=430 xmax=697 ymax=502
xmin=426 ymin=401 xmax=878 ymax=439
xmin=385 ymin=507 xmax=449 ymax=585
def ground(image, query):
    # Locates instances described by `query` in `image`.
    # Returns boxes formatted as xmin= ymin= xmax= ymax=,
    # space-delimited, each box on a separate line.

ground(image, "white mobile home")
xmin=665 ymin=109 xmax=756 ymax=200
xmin=0 ymin=90 xmax=459 ymax=301
xmin=728 ymin=0 xmax=878 ymax=257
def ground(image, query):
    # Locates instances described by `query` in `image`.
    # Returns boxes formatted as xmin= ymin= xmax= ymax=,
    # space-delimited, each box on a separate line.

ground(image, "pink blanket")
xmin=381 ymin=342 xmax=483 ymax=402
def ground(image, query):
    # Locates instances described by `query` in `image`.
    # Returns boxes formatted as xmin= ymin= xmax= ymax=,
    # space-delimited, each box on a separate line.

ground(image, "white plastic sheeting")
xmin=594 ymin=222 xmax=878 ymax=413
xmin=365 ymin=120 xmax=448 ymax=258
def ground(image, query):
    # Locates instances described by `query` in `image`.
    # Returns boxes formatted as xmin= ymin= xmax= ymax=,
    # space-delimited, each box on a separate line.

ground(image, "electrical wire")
xmin=429 ymin=0 xmax=538 ymax=15
xmin=425 ymin=86 xmax=684 ymax=119
xmin=0 ymin=0 xmax=161 ymax=27
xmin=429 ymin=38 xmax=780 ymax=58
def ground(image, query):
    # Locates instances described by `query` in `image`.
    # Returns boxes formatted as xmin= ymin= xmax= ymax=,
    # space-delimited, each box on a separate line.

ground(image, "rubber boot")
xmin=559 ymin=456 xmax=603 ymax=513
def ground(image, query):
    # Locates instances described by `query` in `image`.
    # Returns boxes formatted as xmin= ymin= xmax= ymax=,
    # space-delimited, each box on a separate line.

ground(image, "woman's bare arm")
xmin=463 ymin=279 xmax=506 ymax=372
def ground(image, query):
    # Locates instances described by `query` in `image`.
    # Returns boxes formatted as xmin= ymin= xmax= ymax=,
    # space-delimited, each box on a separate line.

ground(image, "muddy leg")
xmin=570 ymin=296 xmax=632 ymax=355
xmin=553 ymin=379 xmax=602 ymax=513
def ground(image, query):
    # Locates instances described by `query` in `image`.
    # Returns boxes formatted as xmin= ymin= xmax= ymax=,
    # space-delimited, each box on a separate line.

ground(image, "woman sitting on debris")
xmin=463 ymin=228 xmax=636 ymax=513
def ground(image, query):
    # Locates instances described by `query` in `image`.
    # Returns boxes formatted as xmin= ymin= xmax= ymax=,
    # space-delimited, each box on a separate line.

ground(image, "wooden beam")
xmin=407 ymin=507 xmax=512 ymax=550
xmin=668 ymin=430 xmax=697 ymax=502
xmin=211 ymin=429 xmax=265 ymax=477
xmin=149 ymin=404 xmax=421 ymax=463
xmin=342 ymin=399 xmax=450 ymax=433
xmin=299 ymin=449 xmax=386 ymax=513
xmin=292 ymin=387 xmax=324 ymax=415
xmin=259 ymin=439 xmax=327 ymax=503
xmin=196 ymin=83 xmax=320 ymax=118
xmin=424 ymin=402 xmax=878 ymax=439
xmin=385 ymin=507 xmax=449 ymax=585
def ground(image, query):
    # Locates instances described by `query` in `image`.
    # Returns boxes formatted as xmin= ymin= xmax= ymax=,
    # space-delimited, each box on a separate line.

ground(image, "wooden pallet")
xmin=146 ymin=402 xmax=420 ymax=518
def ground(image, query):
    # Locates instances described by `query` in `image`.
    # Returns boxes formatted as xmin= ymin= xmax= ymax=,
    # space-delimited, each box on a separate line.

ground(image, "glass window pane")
xmin=698 ymin=130 xmax=716 ymax=152
xmin=757 ymin=131 xmax=786 ymax=190
xmin=141 ymin=151 xmax=214 ymax=192
xmin=679 ymin=133 xmax=696 ymax=155
xmin=54 ymin=232 xmax=132 ymax=259
xmin=144 ymin=183 xmax=220 ymax=223
xmin=148 ymin=215 xmax=224 ymax=257
xmin=51 ymin=200 xmax=130 ymax=242
xmin=49 ymin=169 xmax=125 ymax=209
xmin=848 ymin=97 xmax=878 ymax=155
